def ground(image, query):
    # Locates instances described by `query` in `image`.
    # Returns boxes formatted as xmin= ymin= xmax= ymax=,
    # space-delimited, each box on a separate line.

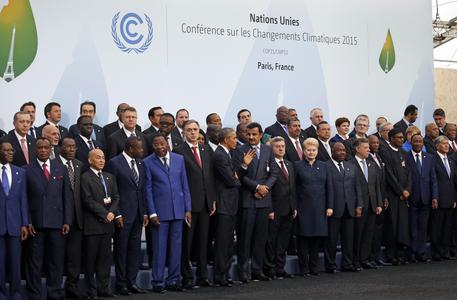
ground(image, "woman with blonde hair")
xmin=294 ymin=138 xmax=334 ymax=276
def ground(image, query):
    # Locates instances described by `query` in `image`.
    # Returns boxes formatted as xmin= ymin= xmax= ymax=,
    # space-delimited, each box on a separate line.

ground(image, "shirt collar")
xmin=122 ymin=151 xmax=134 ymax=163
xmin=355 ymin=155 xmax=365 ymax=164
xmin=90 ymin=167 xmax=102 ymax=176
xmin=411 ymin=150 xmax=422 ymax=157
xmin=0 ymin=163 xmax=11 ymax=171
xmin=14 ymin=130 xmax=26 ymax=140
xmin=59 ymin=155 xmax=69 ymax=165
xmin=123 ymin=127 xmax=135 ymax=137
xmin=117 ymin=120 xmax=124 ymax=129
xmin=47 ymin=120 xmax=58 ymax=127
xmin=208 ymin=141 xmax=218 ymax=151
xmin=219 ymin=144 xmax=230 ymax=155
xmin=331 ymin=158 xmax=343 ymax=168
xmin=157 ymin=151 xmax=170 ymax=161
xmin=186 ymin=140 xmax=199 ymax=150
xmin=79 ymin=134 xmax=92 ymax=143
xmin=437 ymin=151 xmax=447 ymax=160
xmin=389 ymin=144 xmax=399 ymax=152
xmin=275 ymin=157 xmax=285 ymax=164
xmin=37 ymin=158 xmax=51 ymax=168
xmin=403 ymin=118 xmax=410 ymax=126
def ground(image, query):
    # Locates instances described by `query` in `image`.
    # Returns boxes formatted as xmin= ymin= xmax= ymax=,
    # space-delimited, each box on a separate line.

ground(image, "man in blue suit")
xmin=144 ymin=132 xmax=192 ymax=293
xmin=106 ymin=136 xmax=148 ymax=295
xmin=406 ymin=134 xmax=438 ymax=262
xmin=0 ymin=139 xmax=29 ymax=300
xmin=24 ymin=137 xmax=72 ymax=300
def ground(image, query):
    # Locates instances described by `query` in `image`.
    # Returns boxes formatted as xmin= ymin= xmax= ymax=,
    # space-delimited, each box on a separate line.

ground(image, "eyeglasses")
xmin=159 ymin=122 xmax=174 ymax=126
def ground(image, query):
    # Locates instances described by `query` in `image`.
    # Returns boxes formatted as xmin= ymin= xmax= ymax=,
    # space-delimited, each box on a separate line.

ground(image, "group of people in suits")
xmin=0 ymin=100 xmax=456 ymax=299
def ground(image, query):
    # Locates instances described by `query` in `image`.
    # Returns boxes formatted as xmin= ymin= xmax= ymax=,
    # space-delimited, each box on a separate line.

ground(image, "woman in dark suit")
xmin=295 ymin=138 xmax=334 ymax=276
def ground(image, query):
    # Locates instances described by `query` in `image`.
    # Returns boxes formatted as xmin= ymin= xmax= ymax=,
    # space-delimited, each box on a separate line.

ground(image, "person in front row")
xmin=295 ymin=138 xmax=333 ymax=276
xmin=81 ymin=149 xmax=120 ymax=298
xmin=144 ymin=132 xmax=192 ymax=293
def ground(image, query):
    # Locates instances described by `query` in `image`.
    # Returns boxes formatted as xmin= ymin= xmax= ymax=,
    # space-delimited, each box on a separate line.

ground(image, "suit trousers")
xmin=451 ymin=209 xmax=457 ymax=256
xmin=430 ymin=208 xmax=453 ymax=258
xmin=0 ymin=235 xmax=22 ymax=300
xmin=297 ymin=236 xmax=322 ymax=274
xmin=237 ymin=207 xmax=269 ymax=276
xmin=145 ymin=223 xmax=153 ymax=267
xmin=64 ymin=226 xmax=83 ymax=294
xmin=214 ymin=214 xmax=236 ymax=283
xmin=113 ymin=218 xmax=142 ymax=289
xmin=408 ymin=202 xmax=430 ymax=256
xmin=25 ymin=228 xmax=65 ymax=300
xmin=354 ymin=209 xmax=376 ymax=266
xmin=370 ymin=211 xmax=386 ymax=262
xmin=264 ymin=215 xmax=293 ymax=274
xmin=181 ymin=210 xmax=210 ymax=282
xmin=150 ymin=220 xmax=183 ymax=288
xmin=324 ymin=213 xmax=354 ymax=270
xmin=84 ymin=233 xmax=113 ymax=296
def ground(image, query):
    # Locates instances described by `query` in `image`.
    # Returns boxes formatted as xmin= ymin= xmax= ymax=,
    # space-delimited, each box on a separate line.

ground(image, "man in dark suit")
xmin=173 ymin=120 xmax=216 ymax=289
xmin=303 ymin=108 xmax=324 ymax=139
xmin=381 ymin=128 xmax=412 ymax=265
xmin=6 ymin=111 xmax=35 ymax=166
xmin=433 ymin=108 xmax=447 ymax=136
xmin=55 ymin=138 xmax=84 ymax=299
xmin=263 ymin=136 xmax=296 ymax=279
xmin=81 ymin=149 xmax=119 ymax=298
xmin=324 ymin=142 xmax=362 ymax=273
xmin=74 ymin=115 xmax=104 ymax=170
xmin=41 ymin=124 xmax=61 ymax=160
xmin=316 ymin=121 xmax=333 ymax=162
xmin=143 ymin=106 xmax=163 ymax=135
xmin=378 ymin=122 xmax=393 ymax=151
xmin=205 ymin=113 xmax=222 ymax=127
xmin=36 ymin=102 xmax=68 ymax=142
xmin=103 ymin=103 xmax=142 ymax=139
xmin=158 ymin=113 xmax=182 ymax=151
xmin=344 ymin=117 xmax=370 ymax=157
xmin=105 ymin=136 xmax=148 ymax=295
xmin=170 ymin=108 xmax=188 ymax=145
xmin=353 ymin=138 xmax=383 ymax=270
xmin=445 ymin=123 xmax=457 ymax=155
xmin=431 ymin=136 xmax=457 ymax=260
xmin=234 ymin=122 xmax=278 ymax=282
xmin=265 ymin=106 xmax=289 ymax=139
xmin=20 ymin=101 xmax=39 ymax=139
xmin=393 ymin=104 xmax=418 ymax=137
xmin=368 ymin=135 xmax=391 ymax=267
xmin=424 ymin=123 xmax=439 ymax=154
xmin=405 ymin=134 xmax=437 ymax=262
xmin=24 ymin=137 xmax=72 ymax=300
xmin=107 ymin=107 xmax=148 ymax=159
xmin=284 ymin=118 xmax=304 ymax=162
xmin=144 ymin=133 xmax=192 ymax=293
xmin=0 ymin=139 xmax=29 ymax=300
xmin=68 ymin=101 xmax=106 ymax=149
xmin=374 ymin=117 xmax=388 ymax=138
xmin=212 ymin=128 xmax=243 ymax=287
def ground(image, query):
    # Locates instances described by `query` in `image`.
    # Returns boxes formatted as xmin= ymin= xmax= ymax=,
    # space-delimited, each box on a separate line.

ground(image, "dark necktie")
xmin=2 ymin=166 xmax=9 ymax=196
xmin=162 ymin=157 xmax=169 ymax=171
xmin=87 ymin=140 xmax=94 ymax=150
xmin=98 ymin=172 xmax=108 ymax=197
xmin=444 ymin=157 xmax=451 ymax=177
xmin=29 ymin=127 xmax=36 ymax=139
xmin=295 ymin=140 xmax=303 ymax=160
xmin=192 ymin=146 xmax=202 ymax=168
xmin=337 ymin=162 xmax=344 ymax=175
xmin=279 ymin=160 xmax=288 ymax=179
xmin=42 ymin=163 xmax=50 ymax=181
xmin=66 ymin=160 xmax=75 ymax=190
xmin=361 ymin=160 xmax=368 ymax=182
xmin=131 ymin=159 xmax=139 ymax=186
xmin=415 ymin=153 xmax=422 ymax=174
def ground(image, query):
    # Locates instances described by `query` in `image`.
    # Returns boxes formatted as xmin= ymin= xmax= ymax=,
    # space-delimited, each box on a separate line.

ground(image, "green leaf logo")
xmin=0 ymin=0 xmax=38 ymax=82
xmin=379 ymin=29 xmax=395 ymax=74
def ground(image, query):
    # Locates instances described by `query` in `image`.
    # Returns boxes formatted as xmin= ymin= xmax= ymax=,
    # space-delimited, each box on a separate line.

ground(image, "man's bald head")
xmin=88 ymin=149 xmax=105 ymax=171
xmin=41 ymin=124 xmax=60 ymax=146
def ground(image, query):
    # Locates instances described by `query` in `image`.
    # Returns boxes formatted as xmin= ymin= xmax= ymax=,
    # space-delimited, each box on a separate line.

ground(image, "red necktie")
xmin=280 ymin=160 xmax=288 ymax=179
xmin=20 ymin=138 xmax=29 ymax=164
xmin=295 ymin=140 xmax=303 ymax=160
xmin=192 ymin=146 xmax=202 ymax=168
xmin=42 ymin=163 xmax=50 ymax=181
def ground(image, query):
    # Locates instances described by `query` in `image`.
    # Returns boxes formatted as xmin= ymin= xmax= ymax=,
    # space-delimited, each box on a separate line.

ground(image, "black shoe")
xmin=196 ymin=279 xmax=212 ymax=287
xmin=325 ymin=268 xmax=337 ymax=274
xmin=361 ymin=262 xmax=378 ymax=270
xmin=341 ymin=267 xmax=360 ymax=272
xmin=86 ymin=296 xmax=98 ymax=300
xmin=152 ymin=286 xmax=165 ymax=294
xmin=66 ymin=289 xmax=85 ymax=299
xmin=417 ymin=256 xmax=431 ymax=263
xmin=115 ymin=287 xmax=130 ymax=296
xmin=251 ymin=273 xmax=271 ymax=281
xmin=214 ymin=280 xmax=233 ymax=287
xmin=441 ymin=255 xmax=451 ymax=260
xmin=238 ymin=273 xmax=250 ymax=284
xmin=139 ymin=262 xmax=151 ymax=270
xmin=386 ymin=258 xmax=400 ymax=266
xmin=276 ymin=272 xmax=294 ymax=279
xmin=128 ymin=285 xmax=147 ymax=294
xmin=182 ymin=279 xmax=194 ymax=290
xmin=98 ymin=292 xmax=117 ymax=298
xmin=375 ymin=259 xmax=392 ymax=266
xmin=166 ymin=284 xmax=183 ymax=292
xmin=309 ymin=271 xmax=320 ymax=276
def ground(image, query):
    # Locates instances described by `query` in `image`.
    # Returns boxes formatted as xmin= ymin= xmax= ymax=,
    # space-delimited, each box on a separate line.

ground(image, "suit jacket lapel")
xmin=154 ymin=154 xmax=169 ymax=174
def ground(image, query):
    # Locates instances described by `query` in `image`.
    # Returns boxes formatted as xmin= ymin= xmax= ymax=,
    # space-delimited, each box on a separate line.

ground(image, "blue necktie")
xmin=444 ymin=157 xmax=451 ymax=178
xmin=415 ymin=153 xmax=422 ymax=174
xmin=361 ymin=160 xmax=368 ymax=182
xmin=98 ymin=172 xmax=108 ymax=197
xmin=2 ymin=166 xmax=9 ymax=196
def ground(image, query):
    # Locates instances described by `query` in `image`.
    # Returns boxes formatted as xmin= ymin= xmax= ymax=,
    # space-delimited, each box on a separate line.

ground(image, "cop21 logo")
xmin=111 ymin=12 xmax=154 ymax=54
